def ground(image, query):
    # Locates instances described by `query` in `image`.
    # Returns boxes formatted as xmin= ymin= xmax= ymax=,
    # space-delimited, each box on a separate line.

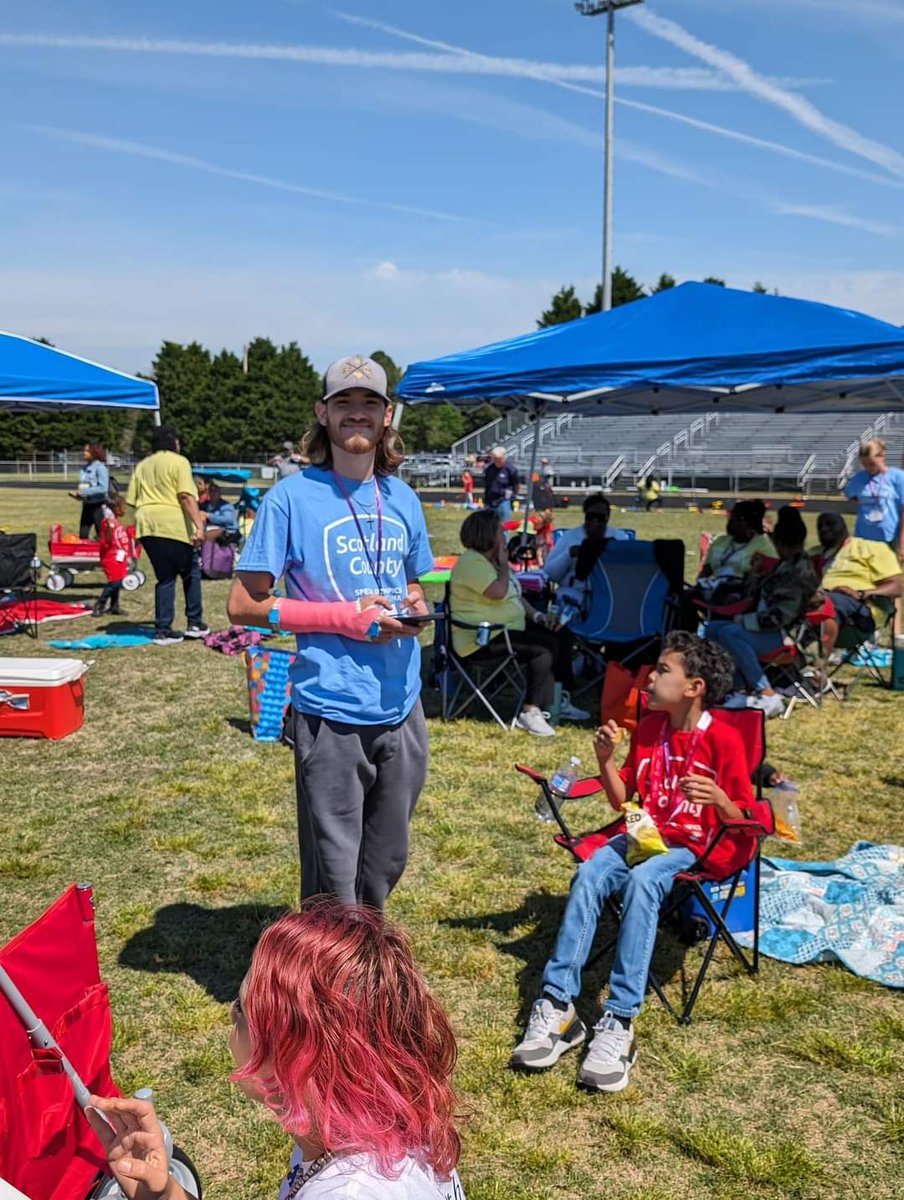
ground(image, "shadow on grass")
xmin=443 ymin=892 xmax=691 ymax=1028
xmin=119 ymin=902 xmax=287 ymax=1002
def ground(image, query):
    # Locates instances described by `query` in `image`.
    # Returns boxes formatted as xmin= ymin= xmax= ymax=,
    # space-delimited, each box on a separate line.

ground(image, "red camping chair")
xmin=0 ymin=885 xmax=201 ymax=1200
xmin=516 ymin=708 xmax=774 ymax=1025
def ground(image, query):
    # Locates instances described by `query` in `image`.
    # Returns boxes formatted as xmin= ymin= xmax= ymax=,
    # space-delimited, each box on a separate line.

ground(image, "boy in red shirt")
xmin=511 ymin=631 xmax=756 ymax=1092
xmin=94 ymin=496 xmax=131 ymax=617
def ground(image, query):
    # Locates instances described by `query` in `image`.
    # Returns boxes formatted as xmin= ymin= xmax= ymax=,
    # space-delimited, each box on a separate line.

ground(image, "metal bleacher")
xmin=451 ymin=410 xmax=904 ymax=495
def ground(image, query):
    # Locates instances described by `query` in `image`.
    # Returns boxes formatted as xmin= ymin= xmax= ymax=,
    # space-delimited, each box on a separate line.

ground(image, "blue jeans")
xmin=542 ymin=834 xmax=696 ymax=1019
xmin=704 ymin=619 xmax=783 ymax=692
xmin=489 ymin=499 xmax=512 ymax=525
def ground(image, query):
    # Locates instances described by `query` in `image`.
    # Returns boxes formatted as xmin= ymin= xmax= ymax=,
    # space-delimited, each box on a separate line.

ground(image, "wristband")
xmin=268 ymin=604 xmax=282 ymax=627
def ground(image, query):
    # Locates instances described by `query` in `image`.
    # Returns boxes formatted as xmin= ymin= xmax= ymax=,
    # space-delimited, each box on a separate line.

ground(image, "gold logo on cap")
xmin=341 ymin=355 xmax=373 ymax=381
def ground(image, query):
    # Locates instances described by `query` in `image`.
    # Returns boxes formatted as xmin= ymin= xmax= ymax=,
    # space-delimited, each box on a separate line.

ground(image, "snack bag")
xmin=770 ymin=790 xmax=803 ymax=845
xmin=623 ymin=802 xmax=669 ymax=866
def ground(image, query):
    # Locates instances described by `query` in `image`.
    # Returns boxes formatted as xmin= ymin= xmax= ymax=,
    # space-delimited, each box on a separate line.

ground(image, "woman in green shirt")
xmin=126 ymin=425 xmax=208 ymax=646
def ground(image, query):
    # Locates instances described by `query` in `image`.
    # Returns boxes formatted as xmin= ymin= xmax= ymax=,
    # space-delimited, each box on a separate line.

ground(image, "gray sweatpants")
xmin=290 ymin=701 xmax=429 ymax=908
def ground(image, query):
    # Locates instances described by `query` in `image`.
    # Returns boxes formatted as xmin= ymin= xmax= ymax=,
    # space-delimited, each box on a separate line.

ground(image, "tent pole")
xmin=522 ymin=413 xmax=540 ymax=541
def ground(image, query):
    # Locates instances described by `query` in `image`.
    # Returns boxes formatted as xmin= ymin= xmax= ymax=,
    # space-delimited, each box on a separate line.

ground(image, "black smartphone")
xmin=394 ymin=610 xmax=438 ymax=625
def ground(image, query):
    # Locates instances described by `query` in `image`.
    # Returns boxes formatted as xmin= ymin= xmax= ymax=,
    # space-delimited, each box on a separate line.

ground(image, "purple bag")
xmin=201 ymin=539 xmax=236 ymax=580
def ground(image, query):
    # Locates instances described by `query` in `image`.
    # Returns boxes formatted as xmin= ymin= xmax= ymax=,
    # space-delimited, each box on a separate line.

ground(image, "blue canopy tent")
xmin=396 ymin=282 xmax=904 ymax=520
xmin=0 ymin=331 xmax=159 ymax=413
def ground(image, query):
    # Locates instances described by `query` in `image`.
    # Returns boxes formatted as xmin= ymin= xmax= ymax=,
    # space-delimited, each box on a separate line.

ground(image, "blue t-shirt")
xmin=844 ymin=467 xmax=904 ymax=544
xmin=237 ymin=467 xmax=434 ymax=726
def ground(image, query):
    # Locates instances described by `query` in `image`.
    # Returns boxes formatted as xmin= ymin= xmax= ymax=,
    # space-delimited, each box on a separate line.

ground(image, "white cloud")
xmin=0 ymin=28 xmax=822 ymax=94
xmin=372 ymin=261 xmax=400 ymax=280
xmin=629 ymin=8 xmax=904 ymax=179
xmin=20 ymin=125 xmax=480 ymax=224
xmin=330 ymin=10 xmax=828 ymax=92
xmin=331 ymin=12 xmax=903 ymax=192
xmin=4 ymin=261 xmax=902 ymax=384
xmin=772 ymin=203 xmax=900 ymax=238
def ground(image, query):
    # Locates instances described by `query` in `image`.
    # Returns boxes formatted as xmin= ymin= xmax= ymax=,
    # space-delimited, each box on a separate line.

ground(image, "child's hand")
xmin=594 ymin=720 xmax=623 ymax=764
xmin=680 ymin=774 xmax=728 ymax=809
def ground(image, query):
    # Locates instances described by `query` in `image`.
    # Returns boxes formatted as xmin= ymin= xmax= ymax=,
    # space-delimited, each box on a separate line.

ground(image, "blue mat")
xmin=49 ymin=630 xmax=156 ymax=649
xmin=737 ymin=841 xmax=903 ymax=988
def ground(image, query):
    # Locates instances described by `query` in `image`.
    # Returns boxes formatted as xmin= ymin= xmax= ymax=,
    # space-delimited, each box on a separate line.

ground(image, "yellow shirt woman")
xmin=450 ymin=548 xmax=525 ymax=657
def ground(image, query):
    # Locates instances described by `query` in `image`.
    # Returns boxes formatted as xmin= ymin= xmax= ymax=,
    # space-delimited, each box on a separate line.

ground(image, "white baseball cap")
xmin=322 ymin=355 xmax=391 ymax=403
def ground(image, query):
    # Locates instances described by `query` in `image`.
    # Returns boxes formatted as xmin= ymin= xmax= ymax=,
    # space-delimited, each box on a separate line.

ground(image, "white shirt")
xmin=279 ymin=1149 xmax=465 ymax=1200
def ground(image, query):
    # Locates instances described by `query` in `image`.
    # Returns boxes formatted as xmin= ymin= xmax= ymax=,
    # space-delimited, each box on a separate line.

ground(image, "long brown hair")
xmin=301 ymin=420 xmax=405 ymax=477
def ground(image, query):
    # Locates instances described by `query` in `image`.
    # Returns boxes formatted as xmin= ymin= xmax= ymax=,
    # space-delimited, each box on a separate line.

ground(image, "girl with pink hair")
xmin=87 ymin=900 xmax=465 ymax=1198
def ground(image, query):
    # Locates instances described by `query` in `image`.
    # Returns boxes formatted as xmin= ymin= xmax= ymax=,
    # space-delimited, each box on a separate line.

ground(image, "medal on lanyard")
xmin=331 ymin=472 xmax=384 ymax=593
xmin=647 ymin=715 xmax=709 ymax=814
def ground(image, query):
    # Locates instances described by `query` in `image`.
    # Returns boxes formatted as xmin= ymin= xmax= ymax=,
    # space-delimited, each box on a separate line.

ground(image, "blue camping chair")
xmin=567 ymin=539 xmax=685 ymax=697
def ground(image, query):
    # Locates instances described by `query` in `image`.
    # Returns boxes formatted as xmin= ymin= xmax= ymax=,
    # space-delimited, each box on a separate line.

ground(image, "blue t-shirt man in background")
xmin=230 ymin=355 xmax=434 ymax=908
xmin=843 ymin=438 xmax=904 ymax=558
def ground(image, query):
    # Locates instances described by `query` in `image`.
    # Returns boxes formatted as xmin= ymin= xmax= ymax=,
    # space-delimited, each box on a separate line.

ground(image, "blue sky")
xmin=2 ymin=0 xmax=903 ymax=374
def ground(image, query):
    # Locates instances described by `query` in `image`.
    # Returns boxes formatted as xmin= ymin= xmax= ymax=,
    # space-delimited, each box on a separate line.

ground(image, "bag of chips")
xmin=623 ymin=802 xmax=669 ymax=866
xmin=770 ymin=789 xmax=803 ymax=845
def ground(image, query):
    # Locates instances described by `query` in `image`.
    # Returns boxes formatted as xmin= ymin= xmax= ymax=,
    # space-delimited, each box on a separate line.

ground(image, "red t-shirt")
xmin=618 ymin=710 xmax=761 ymax=876
xmin=99 ymin=517 xmax=131 ymax=582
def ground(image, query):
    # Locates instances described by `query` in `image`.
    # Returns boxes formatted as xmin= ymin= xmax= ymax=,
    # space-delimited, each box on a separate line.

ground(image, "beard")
xmin=340 ymin=432 xmax=375 ymax=455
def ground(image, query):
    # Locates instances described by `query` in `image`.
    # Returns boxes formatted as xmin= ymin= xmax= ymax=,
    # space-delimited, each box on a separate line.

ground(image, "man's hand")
xmin=85 ymin=1095 xmax=185 ymax=1200
xmin=680 ymin=774 xmax=729 ymax=809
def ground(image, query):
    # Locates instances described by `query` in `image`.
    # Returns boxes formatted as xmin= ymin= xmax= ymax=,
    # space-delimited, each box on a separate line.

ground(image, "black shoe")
xmin=91 ymin=602 xmax=106 ymax=618
xmin=108 ymin=603 xmax=124 ymax=616
xmin=152 ymin=629 xmax=184 ymax=646
xmin=183 ymin=623 xmax=211 ymax=639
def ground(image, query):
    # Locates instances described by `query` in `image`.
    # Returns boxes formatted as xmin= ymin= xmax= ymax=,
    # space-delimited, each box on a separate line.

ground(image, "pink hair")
xmin=234 ymin=899 xmax=462 ymax=1178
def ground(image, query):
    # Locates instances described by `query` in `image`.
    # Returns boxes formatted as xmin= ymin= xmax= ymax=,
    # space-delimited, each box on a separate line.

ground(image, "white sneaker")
xmin=515 ymin=709 xmax=556 ymax=737
xmin=749 ymin=692 xmax=785 ymax=719
xmin=510 ymin=998 xmax=587 ymax=1071
xmin=578 ymin=1013 xmax=637 ymax=1092
xmin=559 ymin=691 xmax=591 ymax=723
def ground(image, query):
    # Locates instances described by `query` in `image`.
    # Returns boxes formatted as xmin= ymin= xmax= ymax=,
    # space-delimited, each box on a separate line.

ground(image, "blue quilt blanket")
xmin=736 ymin=841 xmax=904 ymax=989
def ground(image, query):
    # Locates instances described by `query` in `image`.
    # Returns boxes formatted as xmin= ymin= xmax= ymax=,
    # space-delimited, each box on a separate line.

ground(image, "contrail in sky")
xmin=21 ymin=124 xmax=483 ymax=223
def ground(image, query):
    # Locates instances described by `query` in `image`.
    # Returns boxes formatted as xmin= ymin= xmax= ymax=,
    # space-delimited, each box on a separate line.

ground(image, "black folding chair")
xmin=516 ymin=708 xmax=774 ymax=1024
xmin=432 ymin=586 xmax=527 ymax=730
xmin=0 ymin=533 xmax=40 ymax=639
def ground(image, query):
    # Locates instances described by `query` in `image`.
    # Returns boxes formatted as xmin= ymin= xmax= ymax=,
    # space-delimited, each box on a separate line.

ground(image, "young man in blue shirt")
xmin=228 ymin=355 xmax=434 ymax=908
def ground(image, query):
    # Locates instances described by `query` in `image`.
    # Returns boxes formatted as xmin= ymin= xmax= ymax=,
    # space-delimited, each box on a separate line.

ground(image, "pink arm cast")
xmin=275 ymin=597 xmax=380 ymax=642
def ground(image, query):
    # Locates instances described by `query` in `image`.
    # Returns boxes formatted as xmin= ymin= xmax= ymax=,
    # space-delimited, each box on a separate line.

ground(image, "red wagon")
xmin=43 ymin=526 xmax=146 ymax=595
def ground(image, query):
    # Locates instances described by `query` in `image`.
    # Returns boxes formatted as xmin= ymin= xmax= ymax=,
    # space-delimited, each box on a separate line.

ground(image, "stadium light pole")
xmin=575 ymin=0 xmax=644 ymax=312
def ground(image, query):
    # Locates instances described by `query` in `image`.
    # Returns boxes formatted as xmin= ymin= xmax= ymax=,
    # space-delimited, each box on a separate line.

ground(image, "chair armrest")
xmin=449 ymin=617 xmax=509 ymax=631
xmin=720 ymin=816 xmax=773 ymax=835
xmin=515 ymin=763 xmax=547 ymax=784
xmin=569 ymin=776 xmax=605 ymax=799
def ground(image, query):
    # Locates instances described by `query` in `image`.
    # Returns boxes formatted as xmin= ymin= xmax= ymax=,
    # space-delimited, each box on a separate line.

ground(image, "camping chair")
xmin=826 ymin=594 xmax=897 ymax=695
xmin=0 ymin=532 xmax=40 ymax=639
xmin=515 ymin=708 xmax=773 ymax=1024
xmin=432 ymin=586 xmax=527 ymax=730
xmin=567 ymin=539 xmax=685 ymax=699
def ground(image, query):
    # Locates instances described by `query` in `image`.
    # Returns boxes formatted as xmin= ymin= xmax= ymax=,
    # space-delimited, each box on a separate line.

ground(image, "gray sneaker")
xmin=578 ymin=1013 xmax=637 ymax=1092
xmin=510 ymin=998 xmax=586 ymax=1071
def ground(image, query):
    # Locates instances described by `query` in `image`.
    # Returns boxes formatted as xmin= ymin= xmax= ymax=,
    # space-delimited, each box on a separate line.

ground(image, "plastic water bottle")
xmin=477 ymin=621 xmax=492 ymax=647
xmin=535 ymin=755 xmax=581 ymax=822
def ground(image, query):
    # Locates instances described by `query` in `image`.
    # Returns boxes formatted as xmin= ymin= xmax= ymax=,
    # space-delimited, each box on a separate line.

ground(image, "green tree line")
xmin=0 ymin=339 xmax=495 ymax=461
xmin=538 ymin=269 xmax=772 ymax=326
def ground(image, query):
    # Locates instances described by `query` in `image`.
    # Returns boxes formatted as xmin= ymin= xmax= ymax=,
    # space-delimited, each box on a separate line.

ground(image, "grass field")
xmin=1 ymin=491 xmax=902 ymax=1200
